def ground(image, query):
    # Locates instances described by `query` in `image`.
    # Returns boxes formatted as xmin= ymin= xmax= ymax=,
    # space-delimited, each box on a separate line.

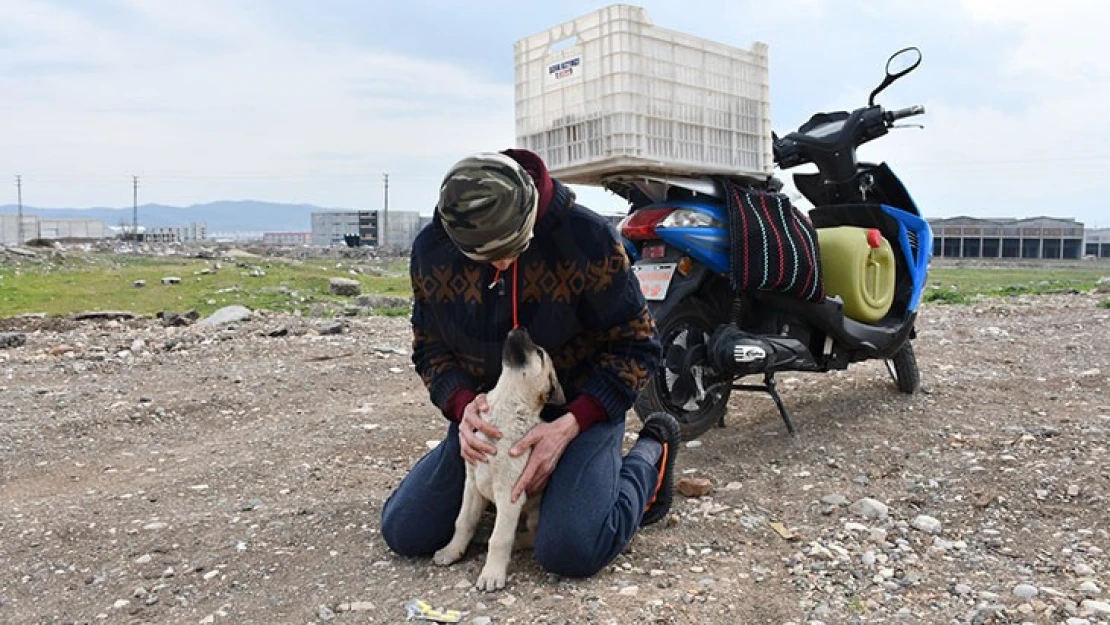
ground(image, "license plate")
xmin=632 ymin=263 xmax=676 ymax=301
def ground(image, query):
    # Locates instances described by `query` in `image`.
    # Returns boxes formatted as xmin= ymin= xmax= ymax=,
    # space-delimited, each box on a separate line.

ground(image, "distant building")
xmin=181 ymin=221 xmax=207 ymax=242
xmin=1086 ymin=228 xmax=1110 ymax=258
xmin=1 ymin=214 xmax=42 ymax=246
xmin=1 ymin=214 xmax=106 ymax=245
xmin=310 ymin=209 xmax=427 ymax=250
xmin=207 ymin=231 xmax=262 ymax=243
xmin=380 ymin=211 xmax=424 ymax=252
xmin=311 ymin=211 xmax=375 ymax=247
xmin=262 ymin=232 xmax=312 ymax=246
xmin=928 ymin=216 xmax=1086 ymax=260
xmin=38 ymin=219 xmax=107 ymax=240
xmin=144 ymin=229 xmax=175 ymax=244
xmin=143 ymin=222 xmax=207 ymax=244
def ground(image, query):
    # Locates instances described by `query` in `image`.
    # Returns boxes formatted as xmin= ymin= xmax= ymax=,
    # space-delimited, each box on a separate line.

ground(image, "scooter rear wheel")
xmin=885 ymin=340 xmax=920 ymax=394
xmin=633 ymin=300 xmax=730 ymax=441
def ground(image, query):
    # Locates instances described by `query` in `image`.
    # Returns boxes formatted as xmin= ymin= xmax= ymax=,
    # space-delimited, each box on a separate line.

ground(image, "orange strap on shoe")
xmin=645 ymin=442 xmax=669 ymax=511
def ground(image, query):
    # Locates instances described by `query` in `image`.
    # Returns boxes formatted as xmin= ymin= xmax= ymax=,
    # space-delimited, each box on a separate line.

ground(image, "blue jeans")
xmin=380 ymin=417 xmax=658 ymax=578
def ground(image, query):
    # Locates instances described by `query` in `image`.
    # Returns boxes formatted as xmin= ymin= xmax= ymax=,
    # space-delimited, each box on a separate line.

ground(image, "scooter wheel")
xmin=886 ymin=341 xmax=920 ymax=394
xmin=633 ymin=300 xmax=730 ymax=441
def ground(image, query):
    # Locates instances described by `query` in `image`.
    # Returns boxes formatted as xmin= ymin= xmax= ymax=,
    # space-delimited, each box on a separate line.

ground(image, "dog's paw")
xmin=432 ymin=546 xmax=463 ymax=566
xmin=475 ymin=567 xmax=508 ymax=591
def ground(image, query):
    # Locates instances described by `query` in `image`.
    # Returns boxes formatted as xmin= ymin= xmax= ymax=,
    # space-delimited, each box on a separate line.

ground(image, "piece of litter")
xmin=769 ymin=521 xmax=798 ymax=541
xmin=405 ymin=598 xmax=463 ymax=623
xmin=337 ymin=601 xmax=376 ymax=612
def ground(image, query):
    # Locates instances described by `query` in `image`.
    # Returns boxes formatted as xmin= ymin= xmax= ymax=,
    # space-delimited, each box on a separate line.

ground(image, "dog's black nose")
xmin=503 ymin=327 xmax=535 ymax=368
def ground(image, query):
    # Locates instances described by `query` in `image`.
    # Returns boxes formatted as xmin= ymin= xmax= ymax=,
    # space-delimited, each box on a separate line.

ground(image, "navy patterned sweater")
xmin=409 ymin=151 xmax=661 ymax=432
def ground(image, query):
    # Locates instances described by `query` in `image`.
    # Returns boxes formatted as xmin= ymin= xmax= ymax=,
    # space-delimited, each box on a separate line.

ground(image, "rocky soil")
xmin=1 ymin=289 xmax=1108 ymax=624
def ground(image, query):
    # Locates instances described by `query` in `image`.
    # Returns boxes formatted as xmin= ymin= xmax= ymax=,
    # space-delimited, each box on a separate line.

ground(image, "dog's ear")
xmin=546 ymin=366 xmax=566 ymax=407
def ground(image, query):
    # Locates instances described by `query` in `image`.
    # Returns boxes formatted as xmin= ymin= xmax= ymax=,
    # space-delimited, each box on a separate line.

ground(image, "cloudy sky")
xmin=2 ymin=0 xmax=1108 ymax=227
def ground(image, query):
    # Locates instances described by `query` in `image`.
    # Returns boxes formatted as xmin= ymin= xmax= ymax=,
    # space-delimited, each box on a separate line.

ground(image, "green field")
xmin=0 ymin=254 xmax=410 ymax=318
xmin=1 ymin=252 xmax=1107 ymax=318
xmin=924 ymin=264 xmax=1109 ymax=304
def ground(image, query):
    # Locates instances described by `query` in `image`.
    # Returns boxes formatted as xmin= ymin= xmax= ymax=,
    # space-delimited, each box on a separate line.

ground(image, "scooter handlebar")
xmin=775 ymin=104 xmax=925 ymax=168
xmin=885 ymin=105 xmax=925 ymax=123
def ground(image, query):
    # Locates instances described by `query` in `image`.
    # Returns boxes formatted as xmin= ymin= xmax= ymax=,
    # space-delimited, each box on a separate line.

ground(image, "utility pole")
xmin=132 ymin=175 xmax=139 ymax=241
xmin=15 ymin=175 xmax=23 ymax=246
xmin=382 ymin=172 xmax=389 ymax=251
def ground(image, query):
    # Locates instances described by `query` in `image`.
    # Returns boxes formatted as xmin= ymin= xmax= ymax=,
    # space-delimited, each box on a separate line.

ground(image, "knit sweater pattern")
xmin=409 ymin=181 xmax=662 ymax=430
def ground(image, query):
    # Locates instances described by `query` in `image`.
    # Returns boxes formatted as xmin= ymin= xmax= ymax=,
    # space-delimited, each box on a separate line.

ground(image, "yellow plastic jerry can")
xmin=816 ymin=226 xmax=896 ymax=324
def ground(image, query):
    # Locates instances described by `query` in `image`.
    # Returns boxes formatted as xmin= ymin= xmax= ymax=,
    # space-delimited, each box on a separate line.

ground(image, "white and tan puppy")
xmin=433 ymin=327 xmax=565 ymax=591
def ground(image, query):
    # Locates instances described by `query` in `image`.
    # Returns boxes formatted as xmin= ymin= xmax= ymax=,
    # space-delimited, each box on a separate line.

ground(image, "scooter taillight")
xmin=618 ymin=207 xmax=675 ymax=241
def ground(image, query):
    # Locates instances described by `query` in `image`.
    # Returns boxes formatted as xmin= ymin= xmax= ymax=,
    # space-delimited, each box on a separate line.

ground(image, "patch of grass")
xmin=0 ymin=253 xmax=412 ymax=318
xmin=923 ymin=288 xmax=969 ymax=305
xmin=1100 ymin=299 xmax=1110 ymax=309
xmin=924 ymin=266 xmax=1108 ymax=305
xmin=377 ymin=306 xmax=412 ymax=318
xmin=4 ymin=252 xmax=1105 ymax=317
xmin=846 ymin=596 xmax=868 ymax=616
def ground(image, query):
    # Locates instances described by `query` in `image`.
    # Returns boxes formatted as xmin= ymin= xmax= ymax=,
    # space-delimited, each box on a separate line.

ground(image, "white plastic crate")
xmin=513 ymin=4 xmax=773 ymax=186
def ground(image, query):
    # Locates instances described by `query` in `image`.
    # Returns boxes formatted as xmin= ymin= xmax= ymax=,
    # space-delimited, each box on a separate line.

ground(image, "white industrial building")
xmin=1086 ymin=228 xmax=1110 ymax=258
xmin=380 ymin=211 xmax=427 ymax=252
xmin=1 ymin=214 xmax=107 ymax=246
xmin=310 ymin=209 xmax=428 ymax=250
xmin=262 ymin=232 xmax=312 ymax=246
xmin=311 ymin=211 xmax=369 ymax=247
xmin=0 ymin=214 xmax=37 ymax=246
xmin=144 ymin=222 xmax=207 ymax=244
xmin=38 ymin=219 xmax=107 ymax=240
xmin=929 ymin=216 xmax=1092 ymax=260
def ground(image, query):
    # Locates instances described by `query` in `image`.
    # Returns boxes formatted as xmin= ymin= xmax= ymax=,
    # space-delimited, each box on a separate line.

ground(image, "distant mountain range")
xmin=0 ymin=200 xmax=383 ymax=233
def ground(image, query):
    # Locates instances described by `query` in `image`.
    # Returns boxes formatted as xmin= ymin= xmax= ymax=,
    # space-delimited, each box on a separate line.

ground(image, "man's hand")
xmin=509 ymin=413 xmax=580 ymax=503
xmin=459 ymin=394 xmax=500 ymax=465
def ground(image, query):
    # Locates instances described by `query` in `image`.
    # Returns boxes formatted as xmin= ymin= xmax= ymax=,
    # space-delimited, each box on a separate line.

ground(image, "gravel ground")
xmin=1 ymin=288 xmax=1108 ymax=624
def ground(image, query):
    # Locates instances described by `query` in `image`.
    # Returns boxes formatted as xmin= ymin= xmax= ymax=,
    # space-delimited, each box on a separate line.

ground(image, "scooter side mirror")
xmin=868 ymin=46 xmax=922 ymax=106
xmin=886 ymin=47 xmax=922 ymax=79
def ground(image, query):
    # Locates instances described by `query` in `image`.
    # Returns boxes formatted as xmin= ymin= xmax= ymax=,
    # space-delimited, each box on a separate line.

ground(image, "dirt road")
xmin=1 ymin=291 xmax=1108 ymax=624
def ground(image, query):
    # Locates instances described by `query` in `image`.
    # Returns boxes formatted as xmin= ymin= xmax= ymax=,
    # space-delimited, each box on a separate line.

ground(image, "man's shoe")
xmin=638 ymin=412 xmax=681 ymax=527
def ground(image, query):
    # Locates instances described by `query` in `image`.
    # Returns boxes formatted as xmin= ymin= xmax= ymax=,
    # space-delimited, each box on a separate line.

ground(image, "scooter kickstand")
xmin=764 ymin=372 xmax=796 ymax=436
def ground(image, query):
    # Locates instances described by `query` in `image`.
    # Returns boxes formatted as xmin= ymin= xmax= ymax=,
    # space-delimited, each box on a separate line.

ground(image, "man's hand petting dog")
xmin=509 ymin=413 xmax=580 ymax=504
xmin=459 ymin=394 xmax=499 ymax=465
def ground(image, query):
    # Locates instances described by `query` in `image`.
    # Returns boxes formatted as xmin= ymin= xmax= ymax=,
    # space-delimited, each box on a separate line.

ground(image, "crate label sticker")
xmin=547 ymin=56 xmax=582 ymax=83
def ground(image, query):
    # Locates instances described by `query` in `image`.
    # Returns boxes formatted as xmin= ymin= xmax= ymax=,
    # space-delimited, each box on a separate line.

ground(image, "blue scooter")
xmin=609 ymin=47 xmax=933 ymax=440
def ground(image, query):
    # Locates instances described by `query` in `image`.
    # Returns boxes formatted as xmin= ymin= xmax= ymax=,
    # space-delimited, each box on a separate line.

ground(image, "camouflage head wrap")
xmin=436 ymin=152 xmax=538 ymax=262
